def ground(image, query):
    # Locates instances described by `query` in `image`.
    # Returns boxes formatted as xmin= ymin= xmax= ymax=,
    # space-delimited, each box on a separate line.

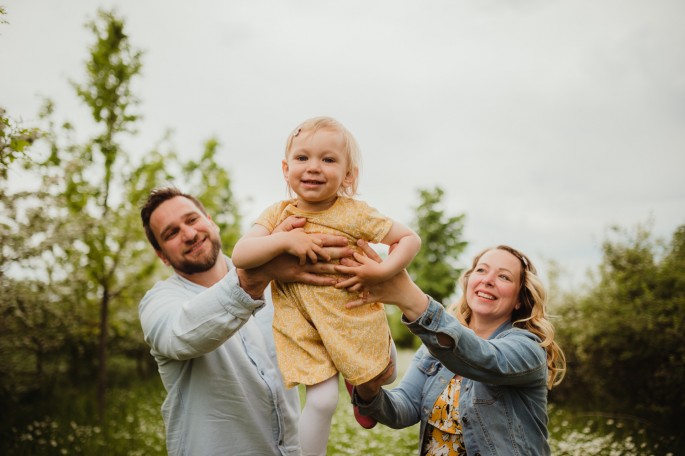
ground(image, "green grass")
xmin=2 ymin=377 xmax=167 ymax=455
xmin=3 ymin=349 xmax=682 ymax=455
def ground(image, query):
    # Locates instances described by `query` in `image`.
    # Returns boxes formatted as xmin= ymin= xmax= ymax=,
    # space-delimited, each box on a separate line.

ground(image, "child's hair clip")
xmin=293 ymin=127 xmax=301 ymax=137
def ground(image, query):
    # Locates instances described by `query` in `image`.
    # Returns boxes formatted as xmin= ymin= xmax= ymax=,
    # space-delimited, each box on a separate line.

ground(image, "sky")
xmin=2 ymin=0 xmax=684 ymax=289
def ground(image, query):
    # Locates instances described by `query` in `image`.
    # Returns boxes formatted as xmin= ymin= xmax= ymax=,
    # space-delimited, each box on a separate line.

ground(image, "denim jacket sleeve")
xmin=404 ymin=298 xmax=547 ymax=387
xmin=353 ymin=346 xmax=443 ymax=429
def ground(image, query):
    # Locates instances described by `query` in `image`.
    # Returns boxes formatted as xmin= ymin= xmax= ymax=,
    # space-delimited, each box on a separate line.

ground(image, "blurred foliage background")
xmin=1 ymin=7 xmax=683 ymax=455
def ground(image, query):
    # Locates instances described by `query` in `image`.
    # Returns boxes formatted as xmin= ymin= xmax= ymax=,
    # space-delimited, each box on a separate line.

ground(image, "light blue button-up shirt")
xmin=139 ymin=257 xmax=300 ymax=455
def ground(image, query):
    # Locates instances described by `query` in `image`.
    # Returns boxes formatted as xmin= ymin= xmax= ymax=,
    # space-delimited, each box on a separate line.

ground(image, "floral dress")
xmin=255 ymin=197 xmax=393 ymax=388
xmin=421 ymin=376 xmax=467 ymax=456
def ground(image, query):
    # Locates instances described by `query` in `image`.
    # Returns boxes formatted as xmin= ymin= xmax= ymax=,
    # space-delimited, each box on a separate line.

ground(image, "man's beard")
xmin=170 ymin=234 xmax=222 ymax=275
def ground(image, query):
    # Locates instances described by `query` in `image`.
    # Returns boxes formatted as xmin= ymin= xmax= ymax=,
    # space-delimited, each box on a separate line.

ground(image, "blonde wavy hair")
xmin=450 ymin=245 xmax=566 ymax=389
xmin=284 ymin=116 xmax=361 ymax=198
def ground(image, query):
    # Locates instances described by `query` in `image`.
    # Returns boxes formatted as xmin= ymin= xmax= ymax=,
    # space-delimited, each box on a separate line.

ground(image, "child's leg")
xmin=299 ymin=374 xmax=339 ymax=456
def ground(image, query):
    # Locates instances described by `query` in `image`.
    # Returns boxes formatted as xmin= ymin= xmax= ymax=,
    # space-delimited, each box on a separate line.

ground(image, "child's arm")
xmin=232 ymin=220 xmax=330 ymax=268
xmin=339 ymin=221 xmax=421 ymax=288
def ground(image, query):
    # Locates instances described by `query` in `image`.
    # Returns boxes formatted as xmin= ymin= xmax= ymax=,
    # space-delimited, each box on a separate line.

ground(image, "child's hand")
xmin=281 ymin=229 xmax=330 ymax=265
xmin=334 ymin=249 xmax=390 ymax=290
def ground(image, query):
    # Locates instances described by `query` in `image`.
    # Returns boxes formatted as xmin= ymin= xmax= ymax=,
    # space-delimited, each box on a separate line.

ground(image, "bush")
xmin=553 ymin=223 xmax=685 ymax=435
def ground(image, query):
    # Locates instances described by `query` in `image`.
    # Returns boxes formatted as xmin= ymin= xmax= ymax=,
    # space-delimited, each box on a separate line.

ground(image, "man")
xmin=139 ymin=187 xmax=350 ymax=455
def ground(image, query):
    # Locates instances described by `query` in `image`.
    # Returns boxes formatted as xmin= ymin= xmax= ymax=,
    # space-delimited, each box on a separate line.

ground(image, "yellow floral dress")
xmin=255 ymin=197 xmax=393 ymax=388
xmin=421 ymin=376 xmax=467 ymax=456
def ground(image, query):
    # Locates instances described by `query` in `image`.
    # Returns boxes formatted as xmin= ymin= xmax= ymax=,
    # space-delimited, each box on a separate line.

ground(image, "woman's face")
xmin=466 ymin=249 xmax=523 ymax=327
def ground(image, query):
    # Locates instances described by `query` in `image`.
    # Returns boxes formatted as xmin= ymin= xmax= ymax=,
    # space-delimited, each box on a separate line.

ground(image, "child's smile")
xmin=283 ymin=128 xmax=352 ymax=212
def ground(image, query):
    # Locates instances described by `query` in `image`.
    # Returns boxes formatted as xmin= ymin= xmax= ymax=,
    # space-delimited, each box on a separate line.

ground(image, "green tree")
xmin=180 ymin=137 xmax=242 ymax=253
xmin=66 ymin=9 xmax=143 ymax=420
xmin=389 ymin=187 xmax=467 ymax=348
xmin=408 ymin=186 xmax=467 ymax=303
xmin=554 ymin=222 xmax=685 ymax=433
xmin=0 ymin=108 xmax=41 ymax=176
xmin=0 ymin=8 xmax=242 ymax=444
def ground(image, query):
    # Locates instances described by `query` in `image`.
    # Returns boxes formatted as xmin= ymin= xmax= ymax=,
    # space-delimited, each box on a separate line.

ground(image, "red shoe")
xmin=344 ymin=380 xmax=377 ymax=429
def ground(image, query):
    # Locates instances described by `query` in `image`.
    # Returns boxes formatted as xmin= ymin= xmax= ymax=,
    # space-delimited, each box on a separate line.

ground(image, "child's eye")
xmin=323 ymin=157 xmax=336 ymax=163
xmin=295 ymin=155 xmax=308 ymax=162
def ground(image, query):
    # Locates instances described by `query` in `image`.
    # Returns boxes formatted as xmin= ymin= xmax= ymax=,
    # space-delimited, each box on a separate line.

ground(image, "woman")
xmin=336 ymin=242 xmax=566 ymax=456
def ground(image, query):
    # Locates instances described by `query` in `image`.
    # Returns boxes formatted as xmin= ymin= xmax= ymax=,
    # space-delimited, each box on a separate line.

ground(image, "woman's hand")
xmin=356 ymin=360 xmax=396 ymax=403
xmin=331 ymin=247 xmax=391 ymax=289
xmin=335 ymin=239 xmax=429 ymax=321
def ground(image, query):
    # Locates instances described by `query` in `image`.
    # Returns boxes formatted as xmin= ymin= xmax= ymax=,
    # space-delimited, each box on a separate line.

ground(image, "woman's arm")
xmin=337 ymin=242 xmax=547 ymax=386
xmin=407 ymin=300 xmax=548 ymax=386
xmin=335 ymin=239 xmax=429 ymax=320
xmin=353 ymin=348 xmax=430 ymax=430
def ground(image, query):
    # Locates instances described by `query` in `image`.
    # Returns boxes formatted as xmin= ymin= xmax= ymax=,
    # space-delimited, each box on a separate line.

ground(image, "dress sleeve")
xmin=253 ymin=201 xmax=288 ymax=233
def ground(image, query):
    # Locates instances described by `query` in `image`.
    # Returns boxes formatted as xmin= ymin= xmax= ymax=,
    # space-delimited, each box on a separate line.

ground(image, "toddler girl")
xmin=232 ymin=116 xmax=421 ymax=456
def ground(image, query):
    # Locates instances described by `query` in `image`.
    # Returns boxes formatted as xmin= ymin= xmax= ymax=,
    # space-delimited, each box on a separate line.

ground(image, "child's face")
xmin=282 ymin=128 xmax=353 ymax=212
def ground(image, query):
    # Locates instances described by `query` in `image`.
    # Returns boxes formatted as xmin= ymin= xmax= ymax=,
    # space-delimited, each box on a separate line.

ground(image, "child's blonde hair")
xmin=285 ymin=116 xmax=361 ymax=197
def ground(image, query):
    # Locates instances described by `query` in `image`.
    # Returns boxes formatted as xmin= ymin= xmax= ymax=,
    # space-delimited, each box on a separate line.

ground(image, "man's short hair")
xmin=140 ymin=187 xmax=208 ymax=251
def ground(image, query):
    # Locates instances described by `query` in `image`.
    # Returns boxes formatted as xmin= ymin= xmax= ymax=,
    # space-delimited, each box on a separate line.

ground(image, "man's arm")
xmin=139 ymin=268 xmax=264 ymax=360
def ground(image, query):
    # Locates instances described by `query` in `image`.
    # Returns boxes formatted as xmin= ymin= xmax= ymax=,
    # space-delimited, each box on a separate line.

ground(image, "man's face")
xmin=149 ymin=196 xmax=222 ymax=275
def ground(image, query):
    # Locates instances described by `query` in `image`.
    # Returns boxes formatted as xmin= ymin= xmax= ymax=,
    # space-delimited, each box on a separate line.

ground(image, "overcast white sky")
xmin=2 ymin=0 xmax=684 ymax=288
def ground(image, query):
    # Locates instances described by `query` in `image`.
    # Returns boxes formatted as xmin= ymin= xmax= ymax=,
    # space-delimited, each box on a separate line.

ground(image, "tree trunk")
xmin=97 ymin=288 xmax=109 ymax=422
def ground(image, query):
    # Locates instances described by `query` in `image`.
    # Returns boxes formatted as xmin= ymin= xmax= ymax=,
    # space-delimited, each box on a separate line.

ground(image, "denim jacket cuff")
xmin=352 ymin=386 xmax=384 ymax=413
xmin=403 ymin=298 xmax=460 ymax=349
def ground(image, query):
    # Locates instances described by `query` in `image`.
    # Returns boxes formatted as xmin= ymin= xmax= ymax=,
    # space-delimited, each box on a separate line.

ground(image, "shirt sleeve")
xmin=139 ymin=267 xmax=265 ymax=360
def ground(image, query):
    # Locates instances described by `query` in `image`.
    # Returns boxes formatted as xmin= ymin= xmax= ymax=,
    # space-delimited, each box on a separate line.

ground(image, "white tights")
xmin=299 ymin=374 xmax=339 ymax=456
xmin=299 ymin=343 xmax=398 ymax=456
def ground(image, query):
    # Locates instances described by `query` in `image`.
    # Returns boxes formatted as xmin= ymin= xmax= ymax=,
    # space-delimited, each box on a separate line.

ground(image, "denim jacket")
xmin=355 ymin=299 xmax=550 ymax=456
